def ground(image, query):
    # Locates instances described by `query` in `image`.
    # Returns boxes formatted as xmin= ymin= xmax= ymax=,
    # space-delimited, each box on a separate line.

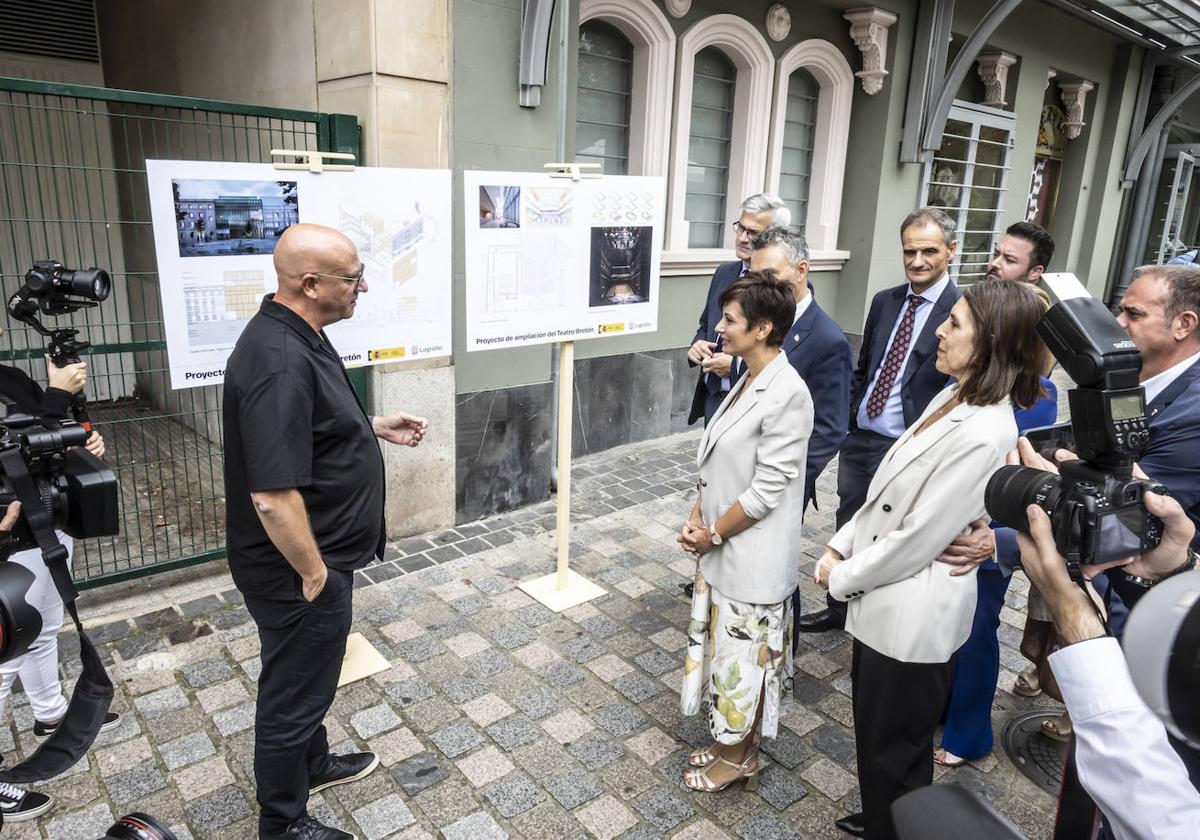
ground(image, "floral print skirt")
xmin=679 ymin=569 xmax=793 ymax=744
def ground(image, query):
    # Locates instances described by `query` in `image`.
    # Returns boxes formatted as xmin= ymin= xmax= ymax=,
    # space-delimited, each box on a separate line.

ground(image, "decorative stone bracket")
xmin=1058 ymin=80 xmax=1095 ymax=140
xmin=843 ymin=7 xmax=899 ymax=95
xmin=975 ymin=50 xmax=1017 ymax=107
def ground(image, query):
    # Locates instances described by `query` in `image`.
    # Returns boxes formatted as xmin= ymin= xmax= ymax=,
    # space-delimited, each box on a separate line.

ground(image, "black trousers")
xmin=243 ymin=568 xmax=354 ymax=838
xmin=851 ymin=639 xmax=955 ymax=840
xmin=822 ymin=428 xmax=897 ymax=617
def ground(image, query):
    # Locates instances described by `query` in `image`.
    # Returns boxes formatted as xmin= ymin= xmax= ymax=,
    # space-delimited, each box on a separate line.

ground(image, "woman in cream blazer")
xmin=813 ymin=281 xmax=1048 ymax=840
xmin=677 ymin=273 xmax=814 ymax=794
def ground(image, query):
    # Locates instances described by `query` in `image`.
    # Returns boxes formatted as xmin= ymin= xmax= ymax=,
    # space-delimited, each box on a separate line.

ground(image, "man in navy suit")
xmin=797 ymin=208 xmax=962 ymax=635
xmin=687 ymin=193 xmax=791 ymax=426
xmin=749 ymin=225 xmax=851 ymax=509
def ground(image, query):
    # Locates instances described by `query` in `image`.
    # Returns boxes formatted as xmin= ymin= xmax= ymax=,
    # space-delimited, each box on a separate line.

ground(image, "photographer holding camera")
xmin=1008 ymin=436 xmax=1200 ymax=839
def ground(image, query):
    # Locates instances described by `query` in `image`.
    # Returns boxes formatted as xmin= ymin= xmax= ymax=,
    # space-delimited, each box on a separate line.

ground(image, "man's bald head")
xmin=274 ymin=223 xmax=358 ymax=294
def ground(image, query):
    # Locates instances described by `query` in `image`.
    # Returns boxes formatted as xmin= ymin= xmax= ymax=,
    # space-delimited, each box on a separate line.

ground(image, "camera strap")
xmin=0 ymin=447 xmax=113 ymax=784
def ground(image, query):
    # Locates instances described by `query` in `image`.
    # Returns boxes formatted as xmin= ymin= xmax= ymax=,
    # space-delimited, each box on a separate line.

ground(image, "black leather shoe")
xmin=680 ymin=581 xmax=695 ymax=598
xmin=834 ymin=811 xmax=866 ymax=837
xmin=309 ymin=751 xmax=379 ymax=794
xmin=796 ymin=608 xmax=845 ymax=633
xmin=281 ymin=815 xmax=357 ymax=839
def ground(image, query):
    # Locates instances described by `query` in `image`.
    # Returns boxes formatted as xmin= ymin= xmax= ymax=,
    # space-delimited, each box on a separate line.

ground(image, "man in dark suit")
xmin=687 ymin=193 xmax=791 ymax=426
xmin=797 ymin=208 xmax=962 ymax=635
xmin=749 ymin=225 xmax=851 ymax=510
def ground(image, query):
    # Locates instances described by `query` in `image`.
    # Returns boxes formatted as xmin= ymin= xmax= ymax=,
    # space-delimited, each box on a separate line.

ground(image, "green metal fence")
xmin=0 ymin=77 xmax=360 ymax=587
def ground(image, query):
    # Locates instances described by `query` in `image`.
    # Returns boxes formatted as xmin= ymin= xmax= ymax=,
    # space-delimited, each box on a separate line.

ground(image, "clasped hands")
xmin=686 ymin=340 xmax=733 ymax=379
xmin=678 ymin=516 xmax=716 ymax=557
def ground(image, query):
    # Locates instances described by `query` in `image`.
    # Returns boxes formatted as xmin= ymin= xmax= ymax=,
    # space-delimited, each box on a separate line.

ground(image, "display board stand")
xmin=519 ymin=163 xmax=607 ymax=612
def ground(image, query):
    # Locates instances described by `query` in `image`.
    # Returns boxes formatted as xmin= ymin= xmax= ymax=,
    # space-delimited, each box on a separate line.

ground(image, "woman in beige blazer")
xmin=813 ymin=280 xmax=1047 ymax=840
xmin=677 ymin=273 xmax=814 ymax=793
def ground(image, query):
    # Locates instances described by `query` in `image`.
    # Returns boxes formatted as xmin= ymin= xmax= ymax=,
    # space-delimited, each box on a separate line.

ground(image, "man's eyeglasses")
xmin=313 ymin=263 xmax=366 ymax=286
xmin=732 ymin=221 xmax=762 ymax=239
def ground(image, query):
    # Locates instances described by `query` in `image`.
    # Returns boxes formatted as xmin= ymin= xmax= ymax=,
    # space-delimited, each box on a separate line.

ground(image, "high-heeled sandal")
xmin=682 ymin=752 xmax=759 ymax=792
xmin=687 ymin=732 xmax=760 ymax=768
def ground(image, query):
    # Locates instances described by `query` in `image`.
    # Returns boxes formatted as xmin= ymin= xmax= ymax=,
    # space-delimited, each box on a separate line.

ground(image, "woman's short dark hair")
xmin=956 ymin=281 xmax=1047 ymax=409
xmin=717 ymin=272 xmax=795 ymax=348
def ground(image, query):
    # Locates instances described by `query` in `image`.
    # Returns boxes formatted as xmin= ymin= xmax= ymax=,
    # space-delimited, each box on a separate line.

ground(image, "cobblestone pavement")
xmin=2 ymin=431 xmax=1062 ymax=839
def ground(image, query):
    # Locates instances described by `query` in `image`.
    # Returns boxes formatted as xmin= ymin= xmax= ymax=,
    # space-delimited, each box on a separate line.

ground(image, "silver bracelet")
xmin=1122 ymin=548 xmax=1198 ymax=588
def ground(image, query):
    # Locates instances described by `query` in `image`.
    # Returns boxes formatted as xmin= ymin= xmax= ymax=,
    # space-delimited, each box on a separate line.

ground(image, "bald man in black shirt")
xmin=224 ymin=223 xmax=427 ymax=840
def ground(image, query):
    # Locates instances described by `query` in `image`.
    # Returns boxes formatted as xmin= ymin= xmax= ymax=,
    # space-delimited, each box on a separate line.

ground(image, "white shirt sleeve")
xmin=1049 ymin=637 xmax=1200 ymax=840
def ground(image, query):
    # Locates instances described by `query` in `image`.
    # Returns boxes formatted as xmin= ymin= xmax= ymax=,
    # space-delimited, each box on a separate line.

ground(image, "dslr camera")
xmin=985 ymin=274 xmax=1164 ymax=569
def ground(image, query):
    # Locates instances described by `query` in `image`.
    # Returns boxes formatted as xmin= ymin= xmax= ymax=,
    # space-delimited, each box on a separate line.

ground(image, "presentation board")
xmin=462 ymin=171 xmax=665 ymax=351
xmin=146 ymin=159 xmax=451 ymax=389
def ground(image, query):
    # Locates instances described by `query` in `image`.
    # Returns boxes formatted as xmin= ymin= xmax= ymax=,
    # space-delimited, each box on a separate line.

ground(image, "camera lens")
xmin=60 ymin=268 xmax=111 ymax=302
xmin=103 ymin=812 xmax=178 ymax=840
xmin=984 ymin=465 xmax=1062 ymax=534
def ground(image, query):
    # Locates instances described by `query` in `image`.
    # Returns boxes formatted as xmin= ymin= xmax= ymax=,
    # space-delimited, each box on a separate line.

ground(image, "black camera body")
xmin=984 ymin=274 xmax=1164 ymax=569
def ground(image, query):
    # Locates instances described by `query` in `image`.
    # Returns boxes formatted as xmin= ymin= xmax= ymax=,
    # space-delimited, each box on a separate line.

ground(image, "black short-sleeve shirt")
xmin=223 ymin=296 xmax=385 ymax=598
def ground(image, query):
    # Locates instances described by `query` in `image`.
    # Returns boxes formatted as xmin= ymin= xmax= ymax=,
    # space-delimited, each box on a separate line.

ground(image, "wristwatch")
xmin=710 ymin=527 xmax=723 ymax=546
xmin=1123 ymin=548 xmax=1198 ymax=589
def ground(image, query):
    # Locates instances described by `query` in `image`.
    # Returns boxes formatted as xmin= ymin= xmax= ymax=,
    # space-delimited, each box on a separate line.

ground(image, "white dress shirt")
xmin=1050 ymin=637 xmax=1200 ymax=840
xmin=793 ymin=291 xmax=813 ymax=326
xmin=855 ymin=273 xmax=952 ymax=439
xmin=1142 ymin=351 xmax=1200 ymax=405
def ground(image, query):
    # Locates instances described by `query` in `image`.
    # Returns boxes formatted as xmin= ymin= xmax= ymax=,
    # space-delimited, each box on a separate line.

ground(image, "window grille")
xmin=685 ymin=47 xmax=736 ymax=248
xmin=920 ymin=103 xmax=1015 ymax=283
xmin=576 ymin=20 xmax=633 ymax=176
xmin=778 ymin=68 xmax=819 ymax=228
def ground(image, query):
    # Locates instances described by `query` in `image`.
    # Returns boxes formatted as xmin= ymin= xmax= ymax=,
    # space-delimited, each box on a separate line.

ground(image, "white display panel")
xmin=146 ymin=159 xmax=451 ymax=388
xmin=463 ymin=171 xmax=665 ymax=351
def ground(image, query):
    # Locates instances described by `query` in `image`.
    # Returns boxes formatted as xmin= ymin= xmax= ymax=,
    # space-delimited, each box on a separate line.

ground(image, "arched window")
xmin=685 ymin=48 xmax=736 ymax=248
xmin=576 ymin=20 xmax=633 ymax=175
xmin=778 ymin=68 xmax=819 ymax=229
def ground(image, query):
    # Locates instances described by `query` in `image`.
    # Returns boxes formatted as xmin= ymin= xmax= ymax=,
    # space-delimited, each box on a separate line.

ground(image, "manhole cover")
xmin=1002 ymin=712 xmax=1070 ymax=795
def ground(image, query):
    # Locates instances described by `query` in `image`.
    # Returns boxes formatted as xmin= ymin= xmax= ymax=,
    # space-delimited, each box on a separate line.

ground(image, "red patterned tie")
xmin=866 ymin=294 xmax=923 ymax=418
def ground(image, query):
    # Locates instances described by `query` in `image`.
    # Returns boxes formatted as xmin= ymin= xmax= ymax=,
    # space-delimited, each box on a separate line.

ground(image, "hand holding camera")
xmin=45 ymin=357 xmax=87 ymax=395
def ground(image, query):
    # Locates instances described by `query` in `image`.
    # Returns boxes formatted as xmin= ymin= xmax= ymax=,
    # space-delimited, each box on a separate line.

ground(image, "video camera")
xmin=985 ymin=274 xmax=1164 ymax=569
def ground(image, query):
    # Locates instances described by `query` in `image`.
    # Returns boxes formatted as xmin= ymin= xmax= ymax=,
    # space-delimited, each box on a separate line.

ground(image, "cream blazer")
xmin=696 ymin=350 xmax=813 ymax=604
xmin=827 ymin=386 xmax=1017 ymax=663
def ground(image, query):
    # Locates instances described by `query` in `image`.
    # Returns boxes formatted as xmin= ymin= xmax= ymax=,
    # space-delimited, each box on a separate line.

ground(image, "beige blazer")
xmin=696 ymin=350 xmax=813 ymax=604
xmin=827 ymin=385 xmax=1017 ymax=663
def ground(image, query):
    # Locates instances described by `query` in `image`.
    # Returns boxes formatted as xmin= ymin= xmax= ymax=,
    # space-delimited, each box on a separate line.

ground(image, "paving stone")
xmin=486 ymin=714 xmax=541 ymax=751
xmin=90 ymin=620 xmax=135 ymax=645
xmin=541 ymin=708 xmax=595 ymax=744
xmin=386 ymin=676 xmax=436 ymax=707
xmin=670 ymin=818 xmax=731 ymax=840
xmin=430 ymin=721 xmax=484 ymax=758
xmin=491 ymin=622 xmax=537 ymax=650
xmin=511 ymin=736 xmax=575 ymax=778
xmin=756 ymin=765 xmax=809 ymax=810
xmin=372 ymin=726 xmax=425 ymax=767
xmin=594 ymin=702 xmax=645 ymax=737
xmin=105 ymin=760 xmax=167 ymax=804
xmin=800 ymin=756 xmax=857 ymax=800
xmin=513 ymin=640 xmax=561 ymax=670
xmin=440 ymin=811 xmax=509 ymax=840
xmin=575 ymin=794 xmax=639 ymax=840
xmin=46 ymin=803 xmax=115 ymax=840
xmin=512 ymin=685 xmax=562 ymax=720
xmin=352 ymin=793 xmax=417 ymax=839
xmin=517 ymin=603 xmax=558 ymax=627
xmin=468 ymin=648 xmax=511 ymax=677
xmin=779 ymin=705 xmax=823 ymax=738
xmin=197 ymin=678 xmax=251 ymax=713
xmin=810 ymin=723 xmax=857 ymax=765
xmin=562 ymin=634 xmax=607 ymax=663
xmin=390 ymin=751 xmax=450 ymax=795
xmin=483 ymin=771 xmax=545 ymax=817
xmin=580 ymin=613 xmax=624 ymax=639
xmin=760 ymin=726 xmax=815 ymax=769
xmin=568 ymin=732 xmax=624 ymax=770
xmin=632 ymin=787 xmax=695 ymax=832
xmin=510 ymin=801 xmax=585 ymax=840
xmin=179 ymin=594 xmax=224 ymax=617
xmin=407 ymin=697 xmax=462 ymax=733
xmin=95 ymin=735 xmax=153 ymax=778
xmin=213 ymin=700 xmax=257 ymax=737
xmin=450 ymin=593 xmax=489 ymax=615
xmin=734 ymin=811 xmax=801 ymax=835
xmin=159 ymin=730 xmax=216 ymax=771
xmin=441 ymin=676 xmax=487 ymax=704
xmin=633 ymin=648 xmax=678 ymax=677
xmin=445 ymin=631 xmax=492 ymax=658
xmin=462 ymin=693 xmax=516 ymax=727
xmin=400 ymin=635 xmax=446 ymax=662
xmin=624 ymin=727 xmax=678 ymax=766
xmin=187 ymin=785 xmax=253 ymax=833
xmin=544 ymin=766 xmax=604 ymax=810
xmin=614 ymin=672 xmax=662 ymax=703
xmin=134 ymin=684 xmax=188 ymax=715
xmin=240 ymin=657 xmax=262 ymax=680
xmin=182 ymin=656 xmax=234 ymax=688
xmin=173 ymin=755 xmax=237 ymax=801
xmin=587 ymin=653 xmax=634 ymax=682
xmin=351 ymin=702 xmax=404 ymax=739
xmin=457 ymin=744 xmax=516 ymax=787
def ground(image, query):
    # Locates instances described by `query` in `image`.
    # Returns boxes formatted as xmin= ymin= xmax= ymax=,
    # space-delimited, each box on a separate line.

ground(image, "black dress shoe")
xmin=834 ymin=811 xmax=865 ymax=837
xmin=796 ymin=608 xmax=845 ymax=633
xmin=309 ymin=751 xmax=379 ymax=794
xmin=281 ymin=815 xmax=357 ymax=839
xmin=681 ymin=581 xmax=695 ymax=598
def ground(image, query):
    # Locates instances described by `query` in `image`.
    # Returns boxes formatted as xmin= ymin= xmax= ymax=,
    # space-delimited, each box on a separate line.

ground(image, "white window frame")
xmin=766 ymin=39 xmax=853 ymax=266
xmin=919 ymin=101 xmax=1015 ymax=283
xmin=579 ymin=0 xmax=675 ymax=178
xmin=665 ymin=14 xmax=774 ymax=260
